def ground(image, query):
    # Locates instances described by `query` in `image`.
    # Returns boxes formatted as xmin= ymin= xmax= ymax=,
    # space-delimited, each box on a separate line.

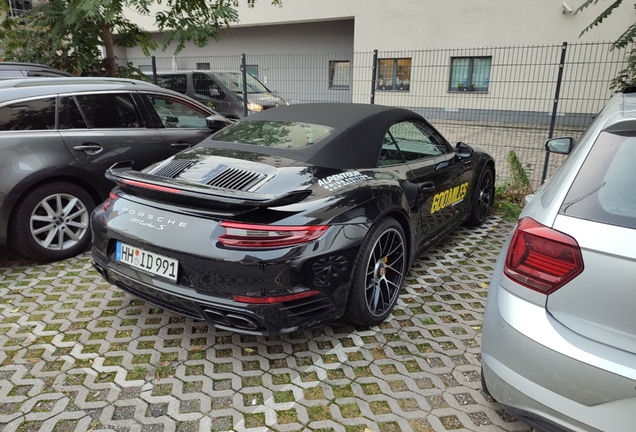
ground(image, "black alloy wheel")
xmin=346 ymin=217 xmax=407 ymax=326
xmin=466 ymin=166 xmax=494 ymax=226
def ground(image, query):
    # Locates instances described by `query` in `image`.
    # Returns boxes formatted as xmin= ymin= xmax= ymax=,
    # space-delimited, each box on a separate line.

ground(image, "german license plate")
xmin=115 ymin=242 xmax=178 ymax=282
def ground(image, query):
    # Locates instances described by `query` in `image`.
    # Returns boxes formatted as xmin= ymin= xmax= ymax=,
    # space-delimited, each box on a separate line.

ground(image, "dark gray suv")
xmin=0 ymin=78 xmax=230 ymax=262
xmin=151 ymin=70 xmax=288 ymax=119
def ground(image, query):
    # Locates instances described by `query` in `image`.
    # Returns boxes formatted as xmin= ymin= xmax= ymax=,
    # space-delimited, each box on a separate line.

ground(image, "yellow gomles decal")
xmin=430 ymin=182 xmax=469 ymax=214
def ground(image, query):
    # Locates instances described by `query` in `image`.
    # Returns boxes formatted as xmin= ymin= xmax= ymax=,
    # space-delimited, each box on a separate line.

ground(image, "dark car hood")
xmin=246 ymin=92 xmax=287 ymax=107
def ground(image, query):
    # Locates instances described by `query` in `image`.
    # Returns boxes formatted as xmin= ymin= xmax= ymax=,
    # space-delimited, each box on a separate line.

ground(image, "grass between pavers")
xmin=0 ymin=218 xmax=527 ymax=432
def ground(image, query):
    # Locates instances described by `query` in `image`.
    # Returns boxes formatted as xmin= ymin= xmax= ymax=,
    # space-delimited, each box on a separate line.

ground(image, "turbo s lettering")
xmin=430 ymin=182 xmax=469 ymax=214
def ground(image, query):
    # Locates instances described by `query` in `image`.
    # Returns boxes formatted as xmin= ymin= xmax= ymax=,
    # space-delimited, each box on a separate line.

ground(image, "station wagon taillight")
xmin=504 ymin=217 xmax=584 ymax=294
xmin=218 ymin=221 xmax=329 ymax=248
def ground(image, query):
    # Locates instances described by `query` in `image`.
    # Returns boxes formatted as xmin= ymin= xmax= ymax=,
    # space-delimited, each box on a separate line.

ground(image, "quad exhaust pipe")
xmin=204 ymin=308 xmax=262 ymax=331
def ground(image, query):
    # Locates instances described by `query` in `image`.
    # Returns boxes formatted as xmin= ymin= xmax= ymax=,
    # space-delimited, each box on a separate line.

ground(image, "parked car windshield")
xmin=561 ymin=131 xmax=636 ymax=229
xmin=212 ymin=120 xmax=334 ymax=149
xmin=213 ymin=72 xmax=270 ymax=93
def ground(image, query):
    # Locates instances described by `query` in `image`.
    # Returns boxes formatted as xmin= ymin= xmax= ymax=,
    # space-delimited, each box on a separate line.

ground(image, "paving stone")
xmin=0 ymin=217 xmax=533 ymax=431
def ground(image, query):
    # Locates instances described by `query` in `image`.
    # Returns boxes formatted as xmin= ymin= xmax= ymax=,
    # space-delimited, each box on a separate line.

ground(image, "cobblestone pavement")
xmin=0 ymin=216 xmax=532 ymax=432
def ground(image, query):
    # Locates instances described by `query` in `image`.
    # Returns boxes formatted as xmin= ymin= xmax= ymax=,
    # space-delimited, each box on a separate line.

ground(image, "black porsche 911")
xmin=91 ymin=103 xmax=495 ymax=335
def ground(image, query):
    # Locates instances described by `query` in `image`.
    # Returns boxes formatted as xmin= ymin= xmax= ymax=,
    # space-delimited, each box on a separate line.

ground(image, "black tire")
xmin=345 ymin=217 xmax=407 ymax=326
xmin=465 ymin=165 xmax=494 ymax=226
xmin=10 ymin=181 xmax=95 ymax=262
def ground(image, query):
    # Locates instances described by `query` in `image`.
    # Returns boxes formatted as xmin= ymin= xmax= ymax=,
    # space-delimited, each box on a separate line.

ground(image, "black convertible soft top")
xmin=203 ymin=103 xmax=426 ymax=169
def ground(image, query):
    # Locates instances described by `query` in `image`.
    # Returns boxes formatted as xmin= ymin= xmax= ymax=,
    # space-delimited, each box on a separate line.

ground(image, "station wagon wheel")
xmin=346 ymin=217 xmax=407 ymax=326
xmin=10 ymin=181 xmax=95 ymax=262
xmin=465 ymin=166 xmax=494 ymax=226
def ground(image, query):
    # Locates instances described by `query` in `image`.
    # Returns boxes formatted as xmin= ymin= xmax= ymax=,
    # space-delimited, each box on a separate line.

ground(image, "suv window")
xmin=561 ymin=131 xmax=636 ymax=229
xmin=0 ymin=98 xmax=56 ymax=131
xmin=143 ymin=94 xmax=209 ymax=128
xmin=156 ymin=74 xmax=188 ymax=95
xmin=59 ymin=97 xmax=87 ymax=129
xmin=193 ymin=73 xmax=221 ymax=98
xmin=75 ymin=93 xmax=143 ymax=129
xmin=214 ymin=72 xmax=269 ymax=93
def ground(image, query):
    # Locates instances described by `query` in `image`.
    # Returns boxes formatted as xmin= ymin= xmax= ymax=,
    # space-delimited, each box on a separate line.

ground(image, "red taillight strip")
xmin=121 ymin=179 xmax=182 ymax=194
xmin=218 ymin=221 xmax=329 ymax=248
xmin=102 ymin=191 xmax=118 ymax=212
xmin=233 ymin=290 xmax=321 ymax=304
xmin=504 ymin=217 xmax=584 ymax=294
xmin=220 ymin=221 xmax=328 ymax=232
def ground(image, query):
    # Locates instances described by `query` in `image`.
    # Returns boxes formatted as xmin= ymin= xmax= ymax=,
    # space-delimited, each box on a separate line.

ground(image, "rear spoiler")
xmin=106 ymin=163 xmax=311 ymax=209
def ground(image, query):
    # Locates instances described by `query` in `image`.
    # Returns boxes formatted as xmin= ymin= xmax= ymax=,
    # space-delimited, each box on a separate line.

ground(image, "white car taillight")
xmin=504 ymin=217 xmax=584 ymax=294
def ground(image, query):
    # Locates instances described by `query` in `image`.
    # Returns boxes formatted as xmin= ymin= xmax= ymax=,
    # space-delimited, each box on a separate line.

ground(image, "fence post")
xmin=241 ymin=54 xmax=249 ymax=117
xmin=542 ymin=42 xmax=568 ymax=183
xmin=370 ymin=49 xmax=378 ymax=105
xmin=151 ymin=56 xmax=158 ymax=85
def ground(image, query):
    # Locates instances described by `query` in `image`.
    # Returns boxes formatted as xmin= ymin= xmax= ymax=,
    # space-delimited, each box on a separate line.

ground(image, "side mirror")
xmin=545 ymin=137 xmax=574 ymax=155
xmin=209 ymin=88 xmax=222 ymax=99
xmin=455 ymin=142 xmax=474 ymax=159
xmin=206 ymin=114 xmax=231 ymax=131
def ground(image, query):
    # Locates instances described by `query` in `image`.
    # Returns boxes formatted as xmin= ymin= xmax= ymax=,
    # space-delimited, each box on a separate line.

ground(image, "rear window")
xmin=561 ymin=131 xmax=636 ymax=229
xmin=212 ymin=120 xmax=334 ymax=149
xmin=0 ymin=98 xmax=56 ymax=131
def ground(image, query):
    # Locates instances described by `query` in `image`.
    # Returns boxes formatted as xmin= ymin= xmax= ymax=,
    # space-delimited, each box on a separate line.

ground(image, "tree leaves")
xmin=577 ymin=0 xmax=623 ymax=40
xmin=574 ymin=0 xmax=636 ymax=92
xmin=0 ymin=0 xmax=281 ymax=76
xmin=612 ymin=22 xmax=636 ymax=49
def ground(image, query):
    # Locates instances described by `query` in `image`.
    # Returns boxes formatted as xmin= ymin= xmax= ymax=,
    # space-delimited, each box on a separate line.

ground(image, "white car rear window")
xmin=561 ymin=132 xmax=636 ymax=229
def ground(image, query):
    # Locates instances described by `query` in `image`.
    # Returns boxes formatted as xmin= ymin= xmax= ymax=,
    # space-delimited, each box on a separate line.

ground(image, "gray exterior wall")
xmin=122 ymin=20 xmax=354 ymax=58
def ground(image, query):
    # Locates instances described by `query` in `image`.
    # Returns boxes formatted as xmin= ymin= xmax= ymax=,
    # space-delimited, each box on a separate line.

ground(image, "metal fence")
xmin=123 ymin=42 xmax=629 ymax=188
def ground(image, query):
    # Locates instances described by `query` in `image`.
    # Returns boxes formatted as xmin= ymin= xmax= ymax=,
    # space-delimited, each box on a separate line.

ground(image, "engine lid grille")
xmin=152 ymin=159 xmax=196 ymax=178
xmin=207 ymin=166 xmax=266 ymax=191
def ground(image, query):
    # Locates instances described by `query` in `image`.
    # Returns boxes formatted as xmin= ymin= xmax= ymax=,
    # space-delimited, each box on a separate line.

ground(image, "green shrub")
xmin=492 ymin=150 xmax=533 ymax=222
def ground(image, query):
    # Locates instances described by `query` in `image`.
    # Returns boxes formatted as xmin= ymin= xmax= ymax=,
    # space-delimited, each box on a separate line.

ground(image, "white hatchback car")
xmin=481 ymin=90 xmax=636 ymax=431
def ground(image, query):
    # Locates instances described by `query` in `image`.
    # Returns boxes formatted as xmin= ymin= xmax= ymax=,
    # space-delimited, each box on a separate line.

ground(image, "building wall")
xmin=237 ymin=0 xmax=635 ymax=49
xmin=119 ymin=1 xmax=632 ymax=120
xmin=122 ymin=20 xmax=356 ymax=104
xmin=123 ymin=0 xmax=636 ymax=50
xmin=122 ymin=20 xmax=355 ymax=58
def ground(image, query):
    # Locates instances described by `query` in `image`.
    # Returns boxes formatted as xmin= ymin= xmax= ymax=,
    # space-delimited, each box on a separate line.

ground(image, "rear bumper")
xmin=482 ymin=271 xmax=636 ymax=432
xmin=92 ymin=247 xmax=343 ymax=336
xmin=90 ymin=197 xmax=366 ymax=335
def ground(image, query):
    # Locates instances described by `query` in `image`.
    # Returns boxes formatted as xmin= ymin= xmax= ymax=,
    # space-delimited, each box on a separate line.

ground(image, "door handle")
xmin=419 ymin=181 xmax=435 ymax=191
xmin=416 ymin=182 xmax=436 ymax=208
xmin=170 ymin=142 xmax=191 ymax=150
xmin=72 ymin=144 xmax=103 ymax=154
